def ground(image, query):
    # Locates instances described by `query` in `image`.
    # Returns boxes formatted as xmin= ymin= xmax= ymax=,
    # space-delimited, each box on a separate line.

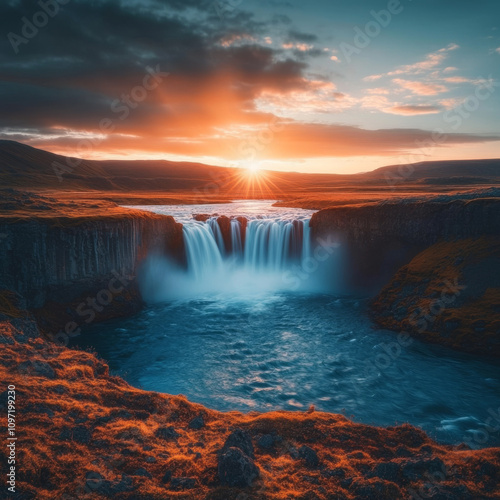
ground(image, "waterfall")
xmin=183 ymin=222 xmax=224 ymax=280
xmin=183 ymin=217 xmax=311 ymax=278
xmin=230 ymin=219 xmax=243 ymax=258
xmin=139 ymin=212 xmax=340 ymax=302
xmin=244 ymin=219 xmax=299 ymax=272
xmin=207 ymin=218 xmax=226 ymax=255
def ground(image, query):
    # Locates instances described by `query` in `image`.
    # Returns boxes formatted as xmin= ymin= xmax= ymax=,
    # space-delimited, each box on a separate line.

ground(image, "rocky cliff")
xmin=371 ymin=238 xmax=500 ymax=356
xmin=309 ymin=197 xmax=500 ymax=291
xmin=0 ymin=192 xmax=183 ymax=334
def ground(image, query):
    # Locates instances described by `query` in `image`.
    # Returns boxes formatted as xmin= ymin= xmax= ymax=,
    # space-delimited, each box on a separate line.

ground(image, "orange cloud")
xmin=392 ymin=79 xmax=448 ymax=95
xmin=386 ymin=105 xmax=441 ymax=115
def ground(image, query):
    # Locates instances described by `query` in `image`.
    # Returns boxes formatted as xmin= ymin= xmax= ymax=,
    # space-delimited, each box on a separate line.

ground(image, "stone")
xmin=370 ymin=461 xmax=402 ymax=482
xmin=73 ymin=426 xmax=92 ymax=444
xmin=218 ymin=447 xmax=259 ymax=487
xmin=257 ymin=434 xmax=275 ymax=450
xmin=132 ymin=468 xmax=152 ymax=478
xmin=170 ymin=477 xmax=197 ymax=490
xmin=155 ymin=426 xmax=180 ymax=440
xmin=110 ymin=474 xmax=134 ymax=494
xmin=18 ymin=360 xmax=56 ymax=379
xmin=298 ymin=445 xmax=319 ymax=468
xmin=402 ymin=457 xmax=446 ymax=481
xmin=188 ymin=414 xmax=205 ymax=430
xmin=221 ymin=429 xmax=254 ymax=458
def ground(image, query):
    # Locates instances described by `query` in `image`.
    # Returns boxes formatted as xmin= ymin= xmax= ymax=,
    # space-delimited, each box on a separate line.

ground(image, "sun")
xmin=244 ymin=162 xmax=262 ymax=175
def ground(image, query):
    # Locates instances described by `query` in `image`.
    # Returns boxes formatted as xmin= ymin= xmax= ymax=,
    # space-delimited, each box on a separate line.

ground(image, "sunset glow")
xmin=0 ymin=1 xmax=499 ymax=173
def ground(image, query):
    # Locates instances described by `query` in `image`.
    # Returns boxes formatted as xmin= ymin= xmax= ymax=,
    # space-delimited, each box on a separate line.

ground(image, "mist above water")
xmin=136 ymin=201 xmax=342 ymax=301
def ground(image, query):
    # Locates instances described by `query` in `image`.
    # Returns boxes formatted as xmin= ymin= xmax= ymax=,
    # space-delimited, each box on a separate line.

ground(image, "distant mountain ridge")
xmin=0 ymin=140 xmax=499 ymax=192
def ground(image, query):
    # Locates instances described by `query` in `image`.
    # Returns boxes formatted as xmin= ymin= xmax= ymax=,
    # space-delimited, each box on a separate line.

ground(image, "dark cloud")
xmin=286 ymin=29 xmax=318 ymax=43
xmin=2 ymin=0 xmax=495 ymax=164
xmin=0 ymin=0 xmax=318 ymax=137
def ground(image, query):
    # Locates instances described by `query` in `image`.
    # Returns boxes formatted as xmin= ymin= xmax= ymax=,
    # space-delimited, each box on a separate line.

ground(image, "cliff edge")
xmin=371 ymin=238 xmax=500 ymax=356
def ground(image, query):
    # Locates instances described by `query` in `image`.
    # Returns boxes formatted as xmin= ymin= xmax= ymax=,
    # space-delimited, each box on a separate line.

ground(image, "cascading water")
xmin=230 ymin=219 xmax=243 ymax=258
xmin=136 ymin=201 xmax=340 ymax=300
xmin=182 ymin=223 xmax=224 ymax=280
xmin=184 ymin=216 xmax=311 ymax=277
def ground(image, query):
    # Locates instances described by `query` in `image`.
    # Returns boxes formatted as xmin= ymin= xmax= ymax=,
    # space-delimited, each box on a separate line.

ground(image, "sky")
xmin=0 ymin=0 xmax=499 ymax=174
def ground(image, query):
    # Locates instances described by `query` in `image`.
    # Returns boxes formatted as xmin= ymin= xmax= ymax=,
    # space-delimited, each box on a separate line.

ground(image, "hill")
xmin=0 ymin=141 xmax=499 ymax=199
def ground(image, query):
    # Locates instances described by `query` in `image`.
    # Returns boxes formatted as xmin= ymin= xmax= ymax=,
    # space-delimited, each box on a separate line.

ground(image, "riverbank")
xmin=1 ymin=317 xmax=499 ymax=499
xmin=371 ymin=237 xmax=500 ymax=356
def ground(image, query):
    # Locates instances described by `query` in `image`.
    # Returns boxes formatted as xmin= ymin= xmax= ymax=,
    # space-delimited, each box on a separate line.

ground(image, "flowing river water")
xmin=73 ymin=201 xmax=500 ymax=448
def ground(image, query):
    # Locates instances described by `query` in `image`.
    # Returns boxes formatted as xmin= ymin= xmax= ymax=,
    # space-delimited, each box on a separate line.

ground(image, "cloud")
xmin=363 ymin=44 xmax=459 ymax=81
xmin=361 ymin=96 xmax=442 ymax=116
xmin=220 ymin=34 xmax=258 ymax=47
xmin=286 ymin=30 xmax=318 ymax=43
xmin=385 ymin=105 xmax=442 ymax=115
xmin=365 ymin=88 xmax=390 ymax=95
xmin=495 ymin=47 xmax=500 ymax=54
xmin=0 ymin=1 xmax=497 ymax=167
xmin=255 ymin=81 xmax=354 ymax=114
xmin=14 ymin=123 xmax=498 ymax=162
xmin=282 ymin=42 xmax=313 ymax=51
xmin=392 ymin=79 xmax=449 ymax=96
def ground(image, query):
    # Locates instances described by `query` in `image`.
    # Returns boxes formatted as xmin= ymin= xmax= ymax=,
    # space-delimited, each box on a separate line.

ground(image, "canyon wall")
xmin=0 ymin=212 xmax=183 ymax=311
xmin=309 ymin=198 xmax=500 ymax=291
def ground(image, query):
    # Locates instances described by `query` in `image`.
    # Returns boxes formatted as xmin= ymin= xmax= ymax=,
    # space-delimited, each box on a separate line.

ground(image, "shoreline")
xmin=1 ymin=317 xmax=499 ymax=499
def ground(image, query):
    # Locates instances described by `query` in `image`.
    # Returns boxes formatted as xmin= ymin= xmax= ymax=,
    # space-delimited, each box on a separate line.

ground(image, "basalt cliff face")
xmin=309 ymin=197 xmax=500 ymax=291
xmin=0 ymin=192 xmax=184 ymax=334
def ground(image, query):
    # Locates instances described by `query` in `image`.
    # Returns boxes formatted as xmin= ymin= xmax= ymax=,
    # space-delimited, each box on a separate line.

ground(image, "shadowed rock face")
xmin=0 ymin=192 xmax=184 ymax=311
xmin=0 ymin=192 xmax=184 ymax=337
xmin=310 ymin=198 xmax=500 ymax=291
xmin=371 ymin=238 xmax=500 ymax=356
xmin=0 ymin=216 xmax=183 ymax=309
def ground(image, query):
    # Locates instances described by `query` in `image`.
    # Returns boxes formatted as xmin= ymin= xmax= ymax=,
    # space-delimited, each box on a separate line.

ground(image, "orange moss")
xmin=372 ymin=238 xmax=500 ymax=355
xmin=1 ymin=319 xmax=499 ymax=499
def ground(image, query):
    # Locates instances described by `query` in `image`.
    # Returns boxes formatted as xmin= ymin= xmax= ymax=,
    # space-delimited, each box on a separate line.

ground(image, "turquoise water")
xmin=76 ymin=292 xmax=500 ymax=448
xmin=75 ymin=201 xmax=500 ymax=449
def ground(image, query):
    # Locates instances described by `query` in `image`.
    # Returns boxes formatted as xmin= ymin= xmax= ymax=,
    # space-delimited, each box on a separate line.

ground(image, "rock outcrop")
xmin=310 ymin=197 xmax=500 ymax=291
xmin=371 ymin=238 xmax=500 ymax=356
xmin=0 ymin=192 xmax=184 ymax=334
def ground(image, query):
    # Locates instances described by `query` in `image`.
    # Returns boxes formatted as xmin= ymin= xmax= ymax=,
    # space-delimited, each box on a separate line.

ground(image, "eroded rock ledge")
xmin=310 ymin=197 xmax=500 ymax=290
xmin=0 ymin=191 xmax=184 ymax=336
xmin=371 ymin=238 xmax=500 ymax=356
xmin=1 ymin=318 xmax=499 ymax=499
